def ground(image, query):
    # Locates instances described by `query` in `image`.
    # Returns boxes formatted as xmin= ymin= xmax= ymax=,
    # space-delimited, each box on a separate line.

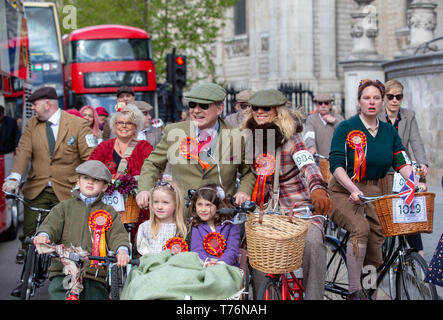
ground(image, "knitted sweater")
xmin=329 ymin=115 xmax=407 ymax=180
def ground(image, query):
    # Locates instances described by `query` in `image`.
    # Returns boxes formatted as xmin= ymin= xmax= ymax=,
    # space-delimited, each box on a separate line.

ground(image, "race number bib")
xmin=292 ymin=150 xmax=315 ymax=170
xmin=392 ymin=196 xmax=427 ymax=224
xmin=102 ymin=190 xmax=125 ymax=212
xmin=392 ymin=172 xmax=406 ymax=193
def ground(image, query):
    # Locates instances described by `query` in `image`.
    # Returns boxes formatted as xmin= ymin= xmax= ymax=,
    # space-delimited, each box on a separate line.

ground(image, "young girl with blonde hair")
xmin=135 ymin=180 xmax=188 ymax=256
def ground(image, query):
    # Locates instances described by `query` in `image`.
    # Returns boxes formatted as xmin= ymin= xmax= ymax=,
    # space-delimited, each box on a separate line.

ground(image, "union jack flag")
xmin=398 ymin=171 xmax=416 ymax=209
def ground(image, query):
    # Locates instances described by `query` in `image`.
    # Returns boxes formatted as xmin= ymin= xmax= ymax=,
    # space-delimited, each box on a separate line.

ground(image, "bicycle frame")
xmin=265 ymin=272 xmax=304 ymax=300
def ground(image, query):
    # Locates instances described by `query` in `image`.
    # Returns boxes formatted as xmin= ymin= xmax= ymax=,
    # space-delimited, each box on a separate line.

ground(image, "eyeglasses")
xmin=239 ymin=103 xmax=250 ymax=110
xmin=115 ymin=121 xmax=135 ymax=127
xmin=386 ymin=94 xmax=403 ymax=101
xmin=251 ymin=106 xmax=272 ymax=112
xmin=316 ymin=101 xmax=330 ymax=106
xmin=188 ymin=101 xmax=210 ymax=110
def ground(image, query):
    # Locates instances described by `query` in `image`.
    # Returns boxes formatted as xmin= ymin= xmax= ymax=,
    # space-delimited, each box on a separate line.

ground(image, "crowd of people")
xmin=1 ymin=77 xmax=442 ymax=300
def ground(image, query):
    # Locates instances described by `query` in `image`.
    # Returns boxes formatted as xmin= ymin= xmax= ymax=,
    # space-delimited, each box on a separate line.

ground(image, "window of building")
xmin=234 ymin=0 xmax=246 ymax=35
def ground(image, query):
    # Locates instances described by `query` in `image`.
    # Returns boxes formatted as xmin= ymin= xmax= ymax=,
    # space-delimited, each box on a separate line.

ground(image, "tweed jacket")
xmin=378 ymin=107 xmax=428 ymax=166
xmin=138 ymin=118 xmax=256 ymax=200
xmin=37 ymin=190 xmax=130 ymax=284
xmin=11 ymin=110 xmax=94 ymax=201
xmin=303 ymin=111 xmax=344 ymax=159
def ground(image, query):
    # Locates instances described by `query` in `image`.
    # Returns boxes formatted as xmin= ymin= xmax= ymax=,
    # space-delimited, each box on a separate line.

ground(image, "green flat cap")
xmin=248 ymin=89 xmax=287 ymax=107
xmin=184 ymin=83 xmax=226 ymax=104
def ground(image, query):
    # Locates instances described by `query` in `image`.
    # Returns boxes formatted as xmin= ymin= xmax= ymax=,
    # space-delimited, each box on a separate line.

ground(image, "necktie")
xmin=46 ymin=120 xmax=55 ymax=157
xmin=198 ymin=130 xmax=212 ymax=154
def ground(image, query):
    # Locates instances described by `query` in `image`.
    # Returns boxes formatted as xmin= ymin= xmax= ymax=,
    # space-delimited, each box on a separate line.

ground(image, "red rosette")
xmin=252 ymin=153 xmax=276 ymax=205
xmin=346 ymin=130 xmax=368 ymax=182
xmin=88 ymin=210 xmax=113 ymax=267
xmin=203 ymin=232 xmax=226 ymax=258
xmin=163 ymin=237 xmax=189 ymax=254
xmin=179 ymin=136 xmax=212 ymax=170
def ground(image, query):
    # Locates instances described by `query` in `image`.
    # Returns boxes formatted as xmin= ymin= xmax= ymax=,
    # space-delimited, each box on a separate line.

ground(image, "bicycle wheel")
xmin=110 ymin=265 xmax=127 ymax=300
xmin=395 ymin=251 xmax=438 ymax=300
xmin=20 ymin=245 xmax=36 ymax=300
xmin=257 ymin=276 xmax=281 ymax=300
xmin=242 ymin=266 xmax=255 ymax=300
xmin=324 ymin=236 xmax=348 ymax=300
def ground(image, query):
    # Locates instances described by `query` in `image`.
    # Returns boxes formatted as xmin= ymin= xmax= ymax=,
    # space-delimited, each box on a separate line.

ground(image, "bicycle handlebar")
xmin=358 ymin=186 xmax=424 ymax=203
xmin=5 ymin=192 xmax=52 ymax=213
xmin=25 ymin=237 xmax=140 ymax=266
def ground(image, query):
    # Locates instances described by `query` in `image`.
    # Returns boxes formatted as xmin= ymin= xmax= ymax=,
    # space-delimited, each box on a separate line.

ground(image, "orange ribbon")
xmin=346 ymin=130 xmax=367 ymax=182
xmin=251 ymin=153 xmax=276 ymax=205
xmin=179 ymin=136 xmax=212 ymax=171
xmin=88 ymin=210 xmax=113 ymax=267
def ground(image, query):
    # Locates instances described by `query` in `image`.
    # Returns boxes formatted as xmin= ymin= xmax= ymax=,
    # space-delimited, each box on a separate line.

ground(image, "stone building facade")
xmin=212 ymin=0 xmax=443 ymax=113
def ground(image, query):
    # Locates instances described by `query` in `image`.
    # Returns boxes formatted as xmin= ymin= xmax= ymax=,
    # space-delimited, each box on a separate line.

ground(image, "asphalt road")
xmin=1 ymin=185 xmax=442 ymax=300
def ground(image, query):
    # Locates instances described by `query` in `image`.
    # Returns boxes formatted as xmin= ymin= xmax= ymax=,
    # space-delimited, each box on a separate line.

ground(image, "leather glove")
xmin=310 ymin=188 xmax=333 ymax=215
xmin=2 ymin=179 xmax=19 ymax=194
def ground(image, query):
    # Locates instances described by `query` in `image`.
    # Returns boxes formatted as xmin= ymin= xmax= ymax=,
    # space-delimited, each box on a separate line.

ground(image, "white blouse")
xmin=136 ymin=221 xmax=177 ymax=256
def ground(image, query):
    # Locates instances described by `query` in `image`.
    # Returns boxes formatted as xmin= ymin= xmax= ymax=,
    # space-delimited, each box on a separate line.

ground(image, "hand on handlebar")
xmin=349 ymin=190 xmax=364 ymax=204
xmin=233 ymin=191 xmax=250 ymax=206
xmin=2 ymin=179 xmax=19 ymax=194
xmin=116 ymin=250 xmax=130 ymax=267
xmin=33 ymin=234 xmax=50 ymax=246
xmin=310 ymin=188 xmax=333 ymax=215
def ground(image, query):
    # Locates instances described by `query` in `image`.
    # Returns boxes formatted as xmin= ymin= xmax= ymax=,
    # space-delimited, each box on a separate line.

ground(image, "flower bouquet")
xmin=106 ymin=174 xmax=140 ymax=224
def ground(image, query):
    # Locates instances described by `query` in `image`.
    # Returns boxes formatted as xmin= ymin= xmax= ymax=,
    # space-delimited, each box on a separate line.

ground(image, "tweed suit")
xmin=12 ymin=110 xmax=94 ymax=201
xmin=138 ymin=118 xmax=256 ymax=204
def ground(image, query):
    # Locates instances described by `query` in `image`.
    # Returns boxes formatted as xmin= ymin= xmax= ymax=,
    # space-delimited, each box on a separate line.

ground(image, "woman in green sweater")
xmin=328 ymin=79 xmax=427 ymax=300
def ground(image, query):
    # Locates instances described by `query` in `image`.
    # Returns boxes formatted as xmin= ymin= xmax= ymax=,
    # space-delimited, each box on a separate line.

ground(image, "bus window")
xmin=72 ymin=39 xmax=151 ymax=63
xmin=25 ymin=6 xmax=61 ymax=63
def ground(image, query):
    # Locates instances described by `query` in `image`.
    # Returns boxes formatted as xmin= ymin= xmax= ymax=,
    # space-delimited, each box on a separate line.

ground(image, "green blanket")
xmin=120 ymin=251 xmax=243 ymax=300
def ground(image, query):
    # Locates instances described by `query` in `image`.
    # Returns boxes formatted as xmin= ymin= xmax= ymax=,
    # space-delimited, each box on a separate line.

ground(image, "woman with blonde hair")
xmin=89 ymin=104 xmax=154 ymax=240
xmin=243 ymin=89 xmax=332 ymax=300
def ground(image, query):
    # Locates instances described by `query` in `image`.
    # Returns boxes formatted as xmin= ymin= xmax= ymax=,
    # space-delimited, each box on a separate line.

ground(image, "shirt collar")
xmin=79 ymin=192 xmax=98 ymax=204
xmin=47 ymin=108 xmax=61 ymax=126
xmin=359 ymin=114 xmax=379 ymax=137
xmin=195 ymin=120 xmax=219 ymax=138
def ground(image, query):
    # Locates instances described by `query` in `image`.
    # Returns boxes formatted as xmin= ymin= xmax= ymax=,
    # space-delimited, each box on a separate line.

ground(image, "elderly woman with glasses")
xmin=89 ymin=104 xmax=154 ymax=239
xmin=328 ymin=79 xmax=427 ymax=300
xmin=243 ymin=89 xmax=332 ymax=300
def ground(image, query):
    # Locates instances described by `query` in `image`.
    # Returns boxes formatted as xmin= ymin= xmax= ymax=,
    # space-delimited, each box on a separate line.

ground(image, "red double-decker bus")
xmin=63 ymin=24 xmax=157 ymax=113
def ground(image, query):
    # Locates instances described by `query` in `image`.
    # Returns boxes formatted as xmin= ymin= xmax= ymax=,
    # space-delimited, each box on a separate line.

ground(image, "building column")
xmin=318 ymin=0 xmax=337 ymax=79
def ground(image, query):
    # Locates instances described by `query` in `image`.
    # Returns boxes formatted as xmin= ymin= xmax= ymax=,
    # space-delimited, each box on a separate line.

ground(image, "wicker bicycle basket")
xmin=372 ymin=192 xmax=435 ymax=237
xmin=245 ymin=213 xmax=310 ymax=274
xmin=318 ymin=158 xmax=332 ymax=183
xmin=120 ymin=194 xmax=140 ymax=224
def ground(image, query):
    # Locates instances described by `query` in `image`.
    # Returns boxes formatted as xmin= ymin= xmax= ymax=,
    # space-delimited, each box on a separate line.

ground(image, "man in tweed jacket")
xmin=2 ymin=87 xmax=95 ymax=261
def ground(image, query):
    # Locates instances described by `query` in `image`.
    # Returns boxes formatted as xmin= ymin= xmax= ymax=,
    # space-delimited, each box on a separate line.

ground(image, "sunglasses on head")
xmin=251 ymin=106 xmax=272 ymax=112
xmin=386 ymin=94 xmax=403 ymax=101
xmin=188 ymin=101 xmax=210 ymax=110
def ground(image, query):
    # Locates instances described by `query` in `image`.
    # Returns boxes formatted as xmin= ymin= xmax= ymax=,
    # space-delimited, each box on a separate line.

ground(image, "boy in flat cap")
xmin=137 ymin=82 xmax=256 ymax=218
xmin=32 ymin=160 xmax=130 ymax=300
xmin=2 ymin=86 xmax=95 ymax=264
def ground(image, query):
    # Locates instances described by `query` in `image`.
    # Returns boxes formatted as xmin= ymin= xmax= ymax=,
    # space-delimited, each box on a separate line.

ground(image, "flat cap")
xmin=314 ymin=93 xmax=334 ymax=102
xmin=116 ymin=86 xmax=134 ymax=97
xmin=28 ymin=86 xmax=58 ymax=103
xmin=248 ymin=89 xmax=287 ymax=107
xmin=75 ymin=160 xmax=112 ymax=183
xmin=95 ymin=106 xmax=109 ymax=116
xmin=184 ymin=83 xmax=226 ymax=104
xmin=132 ymin=100 xmax=153 ymax=113
xmin=236 ymin=90 xmax=255 ymax=103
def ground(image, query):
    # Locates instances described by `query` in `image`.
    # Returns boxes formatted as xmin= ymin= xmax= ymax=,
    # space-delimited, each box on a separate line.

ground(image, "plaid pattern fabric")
xmin=255 ymin=133 xmax=327 ymax=229
xmin=136 ymin=221 xmax=177 ymax=255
